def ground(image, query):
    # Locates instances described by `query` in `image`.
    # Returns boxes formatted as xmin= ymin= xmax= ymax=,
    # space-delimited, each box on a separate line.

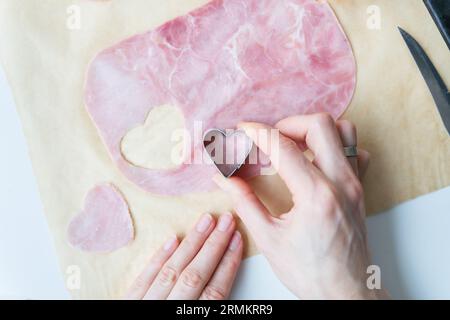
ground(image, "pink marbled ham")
xmin=85 ymin=0 xmax=356 ymax=195
xmin=68 ymin=184 xmax=134 ymax=252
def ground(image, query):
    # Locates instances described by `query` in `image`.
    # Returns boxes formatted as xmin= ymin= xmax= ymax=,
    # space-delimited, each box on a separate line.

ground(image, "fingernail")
xmin=218 ymin=212 xmax=233 ymax=232
xmin=163 ymin=235 xmax=177 ymax=251
xmin=196 ymin=213 xmax=213 ymax=233
xmin=228 ymin=231 xmax=242 ymax=251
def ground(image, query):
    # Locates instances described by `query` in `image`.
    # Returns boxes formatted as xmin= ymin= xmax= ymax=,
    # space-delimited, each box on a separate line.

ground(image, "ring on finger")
xmin=343 ymin=145 xmax=358 ymax=158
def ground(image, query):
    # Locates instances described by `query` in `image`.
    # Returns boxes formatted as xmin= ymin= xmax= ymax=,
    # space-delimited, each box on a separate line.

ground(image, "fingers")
xmin=167 ymin=213 xmax=237 ymax=299
xmin=238 ymin=122 xmax=318 ymax=198
xmin=200 ymin=231 xmax=243 ymax=300
xmin=143 ymin=213 xmax=215 ymax=300
xmin=213 ymin=174 xmax=275 ymax=246
xmin=357 ymin=149 xmax=370 ymax=181
xmin=125 ymin=235 xmax=179 ymax=299
xmin=133 ymin=214 xmax=243 ymax=301
xmin=275 ymin=113 xmax=355 ymax=188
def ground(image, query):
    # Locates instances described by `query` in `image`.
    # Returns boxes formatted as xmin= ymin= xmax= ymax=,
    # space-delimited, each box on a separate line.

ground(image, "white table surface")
xmin=1 ymin=66 xmax=449 ymax=300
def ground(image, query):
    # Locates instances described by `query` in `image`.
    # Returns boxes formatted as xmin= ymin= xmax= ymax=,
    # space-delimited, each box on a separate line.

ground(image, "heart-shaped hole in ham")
xmin=203 ymin=129 xmax=253 ymax=178
xmin=120 ymin=104 xmax=185 ymax=170
xmin=67 ymin=184 xmax=134 ymax=253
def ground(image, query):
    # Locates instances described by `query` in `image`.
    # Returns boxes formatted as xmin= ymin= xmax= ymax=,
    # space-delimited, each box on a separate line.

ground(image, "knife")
xmin=399 ymin=27 xmax=450 ymax=136
xmin=424 ymin=0 xmax=450 ymax=50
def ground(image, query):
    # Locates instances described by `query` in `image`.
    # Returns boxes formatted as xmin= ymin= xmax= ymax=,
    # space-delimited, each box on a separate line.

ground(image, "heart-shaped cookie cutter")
xmin=203 ymin=128 xmax=254 ymax=178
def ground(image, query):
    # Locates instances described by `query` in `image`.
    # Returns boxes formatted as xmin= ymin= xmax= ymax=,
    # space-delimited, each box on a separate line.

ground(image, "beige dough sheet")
xmin=0 ymin=0 xmax=449 ymax=299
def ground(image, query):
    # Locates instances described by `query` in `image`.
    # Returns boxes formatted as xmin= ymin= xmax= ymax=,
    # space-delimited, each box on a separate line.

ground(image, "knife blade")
xmin=399 ymin=27 xmax=450 ymax=136
xmin=424 ymin=0 xmax=450 ymax=50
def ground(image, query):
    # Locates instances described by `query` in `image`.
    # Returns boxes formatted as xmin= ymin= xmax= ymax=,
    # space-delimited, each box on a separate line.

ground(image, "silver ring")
xmin=343 ymin=146 xmax=358 ymax=158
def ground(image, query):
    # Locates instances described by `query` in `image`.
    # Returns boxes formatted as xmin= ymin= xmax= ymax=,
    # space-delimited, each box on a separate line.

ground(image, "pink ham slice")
xmin=68 ymin=184 xmax=134 ymax=252
xmin=85 ymin=0 xmax=356 ymax=195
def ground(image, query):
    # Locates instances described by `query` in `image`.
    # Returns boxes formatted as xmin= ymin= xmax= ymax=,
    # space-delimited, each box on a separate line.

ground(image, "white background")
xmin=1 ymin=67 xmax=449 ymax=300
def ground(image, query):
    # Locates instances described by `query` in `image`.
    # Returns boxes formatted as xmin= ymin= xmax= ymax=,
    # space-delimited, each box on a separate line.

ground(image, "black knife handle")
xmin=424 ymin=0 xmax=450 ymax=50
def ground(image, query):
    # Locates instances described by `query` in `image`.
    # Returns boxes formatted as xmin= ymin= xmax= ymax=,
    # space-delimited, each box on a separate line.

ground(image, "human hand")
xmin=125 ymin=213 xmax=242 ymax=300
xmin=214 ymin=113 xmax=387 ymax=300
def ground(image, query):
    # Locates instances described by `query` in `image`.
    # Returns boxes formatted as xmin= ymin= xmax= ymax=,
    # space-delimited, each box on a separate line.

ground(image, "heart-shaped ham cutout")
xmin=67 ymin=184 xmax=134 ymax=253
xmin=203 ymin=129 xmax=253 ymax=178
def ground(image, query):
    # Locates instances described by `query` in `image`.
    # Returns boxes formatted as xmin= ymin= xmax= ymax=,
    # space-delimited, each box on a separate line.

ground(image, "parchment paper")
xmin=0 ymin=0 xmax=449 ymax=299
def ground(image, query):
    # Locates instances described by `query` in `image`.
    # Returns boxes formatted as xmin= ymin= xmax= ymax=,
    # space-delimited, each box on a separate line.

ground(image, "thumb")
xmin=213 ymin=174 xmax=274 ymax=241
